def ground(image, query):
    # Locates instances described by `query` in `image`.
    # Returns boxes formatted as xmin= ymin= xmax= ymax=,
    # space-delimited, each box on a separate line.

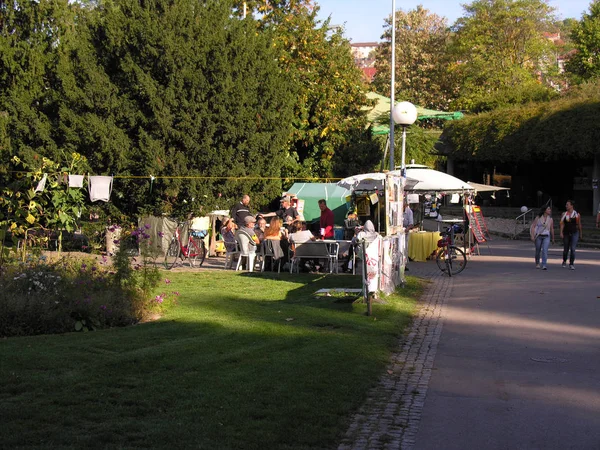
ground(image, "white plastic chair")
xmin=234 ymin=231 xmax=257 ymax=272
xmin=224 ymin=240 xmax=240 ymax=270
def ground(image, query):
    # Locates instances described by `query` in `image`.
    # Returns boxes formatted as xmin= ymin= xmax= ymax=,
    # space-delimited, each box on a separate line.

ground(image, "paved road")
xmin=414 ymin=239 xmax=600 ymax=450
xmin=339 ymin=238 xmax=600 ymax=450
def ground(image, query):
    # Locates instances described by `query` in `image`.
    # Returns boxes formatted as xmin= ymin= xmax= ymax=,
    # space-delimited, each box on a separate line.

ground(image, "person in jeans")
xmin=530 ymin=206 xmax=554 ymax=270
xmin=559 ymin=200 xmax=582 ymax=270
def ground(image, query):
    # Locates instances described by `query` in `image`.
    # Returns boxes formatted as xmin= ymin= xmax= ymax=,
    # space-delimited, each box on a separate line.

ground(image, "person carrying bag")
xmin=530 ymin=206 xmax=554 ymax=270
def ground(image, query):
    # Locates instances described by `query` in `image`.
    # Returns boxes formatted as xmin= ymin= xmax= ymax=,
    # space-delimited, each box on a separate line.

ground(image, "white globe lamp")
xmin=391 ymin=101 xmax=418 ymax=174
xmin=392 ymin=102 xmax=418 ymax=126
xmin=520 ymin=206 xmax=528 ymax=213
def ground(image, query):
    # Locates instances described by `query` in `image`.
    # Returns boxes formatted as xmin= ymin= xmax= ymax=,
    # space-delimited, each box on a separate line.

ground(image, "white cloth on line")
xmin=69 ymin=174 xmax=85 ymax=188
xmin=35 ymin=174 xmax=48 ymax=193
xmin=407 ymin=193 xmax=419 ymax=204
xmin=88 ymin=176 xmax=113 ymax=202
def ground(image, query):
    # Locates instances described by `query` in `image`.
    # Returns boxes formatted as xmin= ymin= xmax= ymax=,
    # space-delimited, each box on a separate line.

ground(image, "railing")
xmin=514 ymin=198 xmax=553 ymax=238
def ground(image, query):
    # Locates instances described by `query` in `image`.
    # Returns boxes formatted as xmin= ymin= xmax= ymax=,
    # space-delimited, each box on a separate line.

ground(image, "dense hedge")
xmin=443 ymin=82 xmax=600 ymax=162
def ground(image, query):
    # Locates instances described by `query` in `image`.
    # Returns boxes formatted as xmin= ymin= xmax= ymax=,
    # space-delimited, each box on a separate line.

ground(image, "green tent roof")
xmin=365 ymin=92 xmax=463 ymax=135
xmin=286 ymin=183 xmax=351 ymax=225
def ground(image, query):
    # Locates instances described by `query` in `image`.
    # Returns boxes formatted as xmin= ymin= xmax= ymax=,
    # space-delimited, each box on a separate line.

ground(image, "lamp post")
xmin=389 ymin=0 xmax=397 ymax=171
xmin=392 ymin=101 xmax=417 ymax=177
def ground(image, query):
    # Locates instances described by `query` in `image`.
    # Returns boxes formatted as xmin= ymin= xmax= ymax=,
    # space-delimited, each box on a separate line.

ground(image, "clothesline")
xmin=11 ymin=171 xmax=343 ymax=181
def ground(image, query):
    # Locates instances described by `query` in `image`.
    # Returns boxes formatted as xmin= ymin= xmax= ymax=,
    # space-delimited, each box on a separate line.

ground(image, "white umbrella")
xmin=337 ymin=172 xmax=419 ymax=191
xmin=391 ymin=164 xmax=473 ymax=193
xmin=466 ymin=182 xmax=510 ymax=193
xmin=337 ymin=173 xmax=387 ymax=191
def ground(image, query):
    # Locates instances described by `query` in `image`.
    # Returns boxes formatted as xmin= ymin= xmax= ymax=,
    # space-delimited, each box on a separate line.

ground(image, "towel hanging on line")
xmin=88 ymin=176 xmax=113 ymax=202
xmin=69 ymin=174 xmax=85 ymax=188
xmin=35 ymin=174 xmax=48 ymax=193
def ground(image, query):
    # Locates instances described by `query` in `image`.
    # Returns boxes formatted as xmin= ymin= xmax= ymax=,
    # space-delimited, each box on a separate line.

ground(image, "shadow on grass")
xmin=0 ymin=270 xmax=418 ymax=450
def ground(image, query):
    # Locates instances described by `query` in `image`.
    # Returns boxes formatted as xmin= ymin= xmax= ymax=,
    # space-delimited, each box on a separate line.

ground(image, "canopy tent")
xmin=366 ymin=92 xmax=464 ymax=135
xmin=467 ymin=182 xmax=510 ymax=193
xmin=286 ymin=183 xmax=351 ymax=225
xmin=391 ymin=164 xmax=474 ymax=193
xmin=338 ymin=172 xmax=419 ymax=192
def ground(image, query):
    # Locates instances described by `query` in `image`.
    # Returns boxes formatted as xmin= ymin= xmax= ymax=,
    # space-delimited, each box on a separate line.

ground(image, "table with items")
xmin=408 ymin=231 xmax=442 ymax=262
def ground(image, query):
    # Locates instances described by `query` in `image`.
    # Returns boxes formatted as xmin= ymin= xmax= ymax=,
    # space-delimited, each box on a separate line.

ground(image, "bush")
xmin=0 ymin=226 xmax=177 ymax=337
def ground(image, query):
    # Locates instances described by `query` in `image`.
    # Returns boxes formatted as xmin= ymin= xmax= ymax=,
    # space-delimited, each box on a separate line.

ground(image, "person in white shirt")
xmin=403 ymin=203 xmax=414 ymax=230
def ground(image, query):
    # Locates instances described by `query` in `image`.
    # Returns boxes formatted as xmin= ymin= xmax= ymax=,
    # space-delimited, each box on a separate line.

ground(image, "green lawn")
xmin=0 ymin=270 xmax=421 ymax=449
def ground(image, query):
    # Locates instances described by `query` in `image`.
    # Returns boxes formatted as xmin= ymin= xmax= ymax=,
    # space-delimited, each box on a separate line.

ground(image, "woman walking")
xmin=559 ymin=200 xmax=583 ymax=270
xmin=530 ymin=206 xmax=554 ymax=270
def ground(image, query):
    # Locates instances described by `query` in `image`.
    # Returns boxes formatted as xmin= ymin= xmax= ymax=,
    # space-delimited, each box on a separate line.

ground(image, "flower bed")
xmin=0 ymin=225 xmax=177 ymax=337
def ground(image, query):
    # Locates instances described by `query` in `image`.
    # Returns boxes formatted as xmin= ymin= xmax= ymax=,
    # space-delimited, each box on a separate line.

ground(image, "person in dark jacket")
xmin=230 ymin=195 xmax=252 ymax=226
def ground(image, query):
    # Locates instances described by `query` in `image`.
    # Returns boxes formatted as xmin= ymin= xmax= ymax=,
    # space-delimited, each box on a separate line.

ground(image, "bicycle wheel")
xmin=445 ymin=246 xmax=467 ymax=276
xmin=188 ymin=237 xmax=207 ymax=267
xmin=435 ymin=247 xmax=448 ymax=272
xmin=164 ymin=238 xmax=181 ymax=270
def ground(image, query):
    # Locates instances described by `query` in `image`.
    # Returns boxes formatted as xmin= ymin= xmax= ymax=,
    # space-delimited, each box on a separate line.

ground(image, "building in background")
xmin=350 ymin=42 xmax=379 ymax=82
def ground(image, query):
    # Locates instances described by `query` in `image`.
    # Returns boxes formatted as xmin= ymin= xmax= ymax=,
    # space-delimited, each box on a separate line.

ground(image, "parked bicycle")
xmin=436 ymin=224 xmax=467 ymax=276
xmin=164 ymin=222 xmax=207 ymax=269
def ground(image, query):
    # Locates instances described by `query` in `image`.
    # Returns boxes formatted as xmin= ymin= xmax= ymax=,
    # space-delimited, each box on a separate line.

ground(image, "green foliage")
xmin=443 ymin=82 xmax=600 ymax=162
xmin=373 ymin=5 xmax=456 ymax=110
xmin=450 ymin=0 xmax=556 ymax=112
xmin=0 ymin=0 xmax=73 ymax=162
xmin=0 ymin=228 xmax=176 ymax=337
xmin=332 ymin=128 xmax=383 ymax=177
xmin=565 ymin=0 xmax=600 ymax=82
xmin=54 ymin=0 xmax=297 ymax=215
xmin=0 ymin=153 xmax=90 ymax=263
xmin=240 ymin=0 xmax=372 ymax=177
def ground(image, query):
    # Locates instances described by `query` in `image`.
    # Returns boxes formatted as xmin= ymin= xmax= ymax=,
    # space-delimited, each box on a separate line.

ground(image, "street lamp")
xmin=392 ymin=101 xmax=417 ymax=176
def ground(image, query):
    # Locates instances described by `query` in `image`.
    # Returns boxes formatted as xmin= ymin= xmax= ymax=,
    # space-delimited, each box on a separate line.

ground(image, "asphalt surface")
xmin=413 ymin=239 xmax=600 ymax=450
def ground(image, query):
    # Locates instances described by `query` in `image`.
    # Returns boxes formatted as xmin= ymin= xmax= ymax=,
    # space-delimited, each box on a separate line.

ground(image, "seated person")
xmin=342 ymin=220 xmax=379 ymax=273
xmin=255 ymin=217 xmax=267 ymax=243
xmin=354 ymin=220 xmax=379 ymax=245
xmin=288 ymin=228 xmax=314 ymax=244
xmin=220 ymin=218 xmax=237 ymax=252
xmin=264 ymin=217 xmax=288 ymax=241
xmin=234 ymin=216 xmax=260 ymax=270
xmin=220 ymin=218 xmax=238 ymax=269
xmin=263 ymin=217 xmax=287 ymax=269
xmin=237 ymin=216 xmax=260 ymax=246
xmin=344 ymin=212 xmax=360 ymax=240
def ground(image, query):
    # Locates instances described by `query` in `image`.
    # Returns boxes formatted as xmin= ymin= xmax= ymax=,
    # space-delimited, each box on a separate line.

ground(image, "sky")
xmin=316 ymin=0 xmax=594 ymax=43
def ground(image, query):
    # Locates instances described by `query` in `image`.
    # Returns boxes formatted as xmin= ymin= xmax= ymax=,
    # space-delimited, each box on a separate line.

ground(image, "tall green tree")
xmin=450 ymin=0 xmax=556 ymax=112
xmin=235 ymin=0 xmax=371 ymax=177
xmin=56 ymin=0 xmax=296 ymax=216
xmin=565 ymin=0 xmax=600 ymax=82
xmin=0 ymin=0 xmax=73 ymax=167
xmin=373 ymin=5 xmax=456 ymax=110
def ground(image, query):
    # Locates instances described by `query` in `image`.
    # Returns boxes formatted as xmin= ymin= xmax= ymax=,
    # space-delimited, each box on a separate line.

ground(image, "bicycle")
xmin=164 ymin=222 xmax=207 ymax=269
xmin=435 ymin=225 xmax=467 ymax=276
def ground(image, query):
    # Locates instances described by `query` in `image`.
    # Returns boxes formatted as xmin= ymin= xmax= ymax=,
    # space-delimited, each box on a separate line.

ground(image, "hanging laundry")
xmin=69 ymin=174 xmax=85 ymax=188
xmin=35 ymin=174 xmax=48 ymax=193
xmin=88 ymin=176 xmax=113 ymax=202
xmin=407 ymin=193 xmax=419 ymax=204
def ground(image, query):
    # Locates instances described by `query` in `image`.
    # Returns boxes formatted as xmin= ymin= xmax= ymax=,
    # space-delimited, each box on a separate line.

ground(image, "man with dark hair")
xmin=318 ymin=199 xmax=335 ymax=239
xmin=230 ymin=194 xmax=252 ymax=226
